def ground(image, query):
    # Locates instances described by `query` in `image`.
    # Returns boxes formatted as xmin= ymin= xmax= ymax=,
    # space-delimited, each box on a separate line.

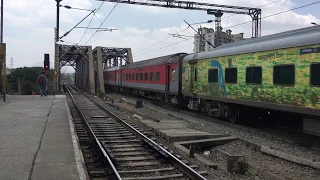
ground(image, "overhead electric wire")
xmin=133 ymin=27 xmax=190 ymax=55
xmin=135 ymin=0 xmax=284 ymax=55
xmin=226 ymin=0 xmax=320 ymax=29
xmin=77 ymin=2 xmax=105 ymax=45
xmin=134 ymin=0 xmax=283 ymax=56
xmin=134 ymin=0 xmax=319 ymax=57
xmin=221 ymin=0 xmax=284 ymax=20
xmin=135 ymin=37 xmax=194 ymax=57
xmin=84 ymin=0 xmax=121 ymax=45
xmin=59 ymin=10 xmax=96 ymax=40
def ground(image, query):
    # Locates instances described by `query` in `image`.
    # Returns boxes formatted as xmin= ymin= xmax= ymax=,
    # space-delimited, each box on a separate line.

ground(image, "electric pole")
xmin=0 ymin=0 xmax=5 ymax=101
xmin=55 ymin=0 xmax=62 ymax=93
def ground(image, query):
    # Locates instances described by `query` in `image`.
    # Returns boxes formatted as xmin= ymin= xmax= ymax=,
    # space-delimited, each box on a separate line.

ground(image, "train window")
xmin=185 ymin=67 xmax=189 ymax=80
xmin=136 ymin=73 xmax=138 ymax=81
xmin=194 ymin=68 xmax=197 ymax=82
xmin=208 ymin=69 xmax=218 ymax=83
xmin=145 ymin=73 xmax=148 ymax=81
xmin=150 ymin=72 xmax=153 ymax=81
xmin=273 ymin=65 xmax=295 ymax=85
xmin=172 ymin=69 xmax=176 ymax=82
xmin=132 ymin=73 xmax=134 ymax=80
xmin=126 ymin=74 xmax=128 ymax=80
xmin=156 ymin=72 xmax=160 ymax=82
xmin=311 ymin=63 xmax=320 ymax=86
xmin=140 ymin=73 xmax=143 ymax=81
xmin=225 ymin=68 xmax=237 ymax=83
xmin=246 ymin=67 xmax=262 ymax=84
xmin=129 ymin=74 xmax=131 ymax=80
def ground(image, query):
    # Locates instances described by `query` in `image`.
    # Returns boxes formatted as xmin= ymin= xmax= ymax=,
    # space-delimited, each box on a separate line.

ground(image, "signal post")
xmin=44 ymin=54 xmax=50 ymax=95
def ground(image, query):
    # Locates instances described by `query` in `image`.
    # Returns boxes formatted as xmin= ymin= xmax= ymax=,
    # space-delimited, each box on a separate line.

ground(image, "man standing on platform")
xmin=37 ymin=72 xmax=48 ymax=97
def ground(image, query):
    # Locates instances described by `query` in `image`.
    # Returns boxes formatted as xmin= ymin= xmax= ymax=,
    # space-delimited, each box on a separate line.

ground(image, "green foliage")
xmin=6 ymin=67 xmax=55 ymax=95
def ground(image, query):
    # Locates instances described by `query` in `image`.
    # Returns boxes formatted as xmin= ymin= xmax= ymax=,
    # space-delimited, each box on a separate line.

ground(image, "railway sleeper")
xmin=103 ymin=139 xmax=141 ymax=143
xmin=118 ymin=167 xmax=175 ymax=174
xmin=94 ymin=133 xmax=132 ymax=137
xmin=109 ymin=147 xmax=145 ymax=152
xmin=121 ymin=173 xmax=184 ymax=180
xmin=116 ymin=155 xmax=155 ymax=161
xmin=113 ymin=151 xmax=150 ymax=156
xmin=91 ymin=128 xmax=128 ymax=131
xmin=119 ymin=161 xmax=161 ymax=168
xmin=109 ymin=144 xmax=142 ymax=148
xmin=95 ymin=135 xmax=136 ymax=139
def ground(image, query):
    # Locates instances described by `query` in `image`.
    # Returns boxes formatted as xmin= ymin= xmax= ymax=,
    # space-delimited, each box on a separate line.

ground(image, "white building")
xmin=193 ymin=27 xmax=244 ymax=53
xmin=193 ymin=27 xmax=214 ymax=53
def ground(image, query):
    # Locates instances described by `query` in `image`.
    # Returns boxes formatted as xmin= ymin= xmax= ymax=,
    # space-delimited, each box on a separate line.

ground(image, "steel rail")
xmin=64 ymin=84 xmax=122 ymax=180
xmin=78 ymin=89 xmax=207 ymax=180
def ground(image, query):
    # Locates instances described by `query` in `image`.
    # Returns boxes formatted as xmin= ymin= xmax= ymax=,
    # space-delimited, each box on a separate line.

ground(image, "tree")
xmin=6 ymin=67 xmax=54 ymax=95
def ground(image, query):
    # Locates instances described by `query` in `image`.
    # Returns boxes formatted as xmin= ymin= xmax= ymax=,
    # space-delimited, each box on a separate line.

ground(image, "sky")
xmin=4 ymin=0 xmax=320 ymax=73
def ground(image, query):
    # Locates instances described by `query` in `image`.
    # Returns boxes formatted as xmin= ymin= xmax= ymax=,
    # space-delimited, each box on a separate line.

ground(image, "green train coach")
xmin=181 ymin=25 xmax=320 ymax=136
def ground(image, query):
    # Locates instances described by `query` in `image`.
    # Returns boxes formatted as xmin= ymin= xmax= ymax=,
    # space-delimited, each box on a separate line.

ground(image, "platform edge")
xmin=65 ymin=100 xmax=90 ymax=180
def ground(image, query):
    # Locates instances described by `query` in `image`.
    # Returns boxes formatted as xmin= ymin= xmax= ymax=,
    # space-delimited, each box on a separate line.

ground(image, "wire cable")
xmin=59 ymin=10 xmax=96 ymax=40
xmin=226 ymin=0 xmax=320 ymax=29
xmin=135 ymin=37 xmax=193 ymax=57
xmin=133 ymin=0 xmax=320 ymax=57
xmin=133 ymin=0 xmax=283 ymax=56
xmin=84 ymin=0 xmax=121 ymax=45
xmin=77 ymin=2 xmax=105 ymax=45
xmin=221 ymin=0 xmax=284 ymax=21
xmin=133 ymin=27 xmax=190 ymax=55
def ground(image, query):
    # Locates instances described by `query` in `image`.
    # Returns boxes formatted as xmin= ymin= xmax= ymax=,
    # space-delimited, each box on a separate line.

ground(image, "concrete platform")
xmin=140 ymin=119 xmax=222 ymax=143
xmin=0 ymin=95 xmax=87 ymax=180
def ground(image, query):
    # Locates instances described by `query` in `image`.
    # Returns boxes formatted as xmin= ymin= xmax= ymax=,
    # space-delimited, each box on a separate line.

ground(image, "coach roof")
xmin=183 ymin=25 xmax=320 ymax=62
xmin=121 ymin=53 xmax=188 ymax=69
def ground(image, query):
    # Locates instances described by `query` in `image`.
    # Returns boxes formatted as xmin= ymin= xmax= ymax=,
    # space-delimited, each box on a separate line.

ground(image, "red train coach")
xmin=120 ymin=53 xmax=188 ymax=104
xmin=103 ymin=66 xmax=121 ymax=91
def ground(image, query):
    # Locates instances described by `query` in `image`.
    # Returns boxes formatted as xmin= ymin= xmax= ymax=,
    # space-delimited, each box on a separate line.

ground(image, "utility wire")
xmin=84 ymin=0 xmax=121 ymax=45
xmin=133 ymin=27 xmax=189 ymax=55
xmin=221 ymin=0 xmax=284 ymax=20
xmin=77 ymin=2 xmax=105 ymax=45
xmin=59 ymin=10 xmax=96 ymax=40
xmin=226 ymin=0 xmax=320 ymax=29
xmin=134 ymin=0 xmax=319 ymax=57
xmin=135 ymin=37 xmax=193 ymax=57
xmin=133 ymin=0 xmax=284 ymax=56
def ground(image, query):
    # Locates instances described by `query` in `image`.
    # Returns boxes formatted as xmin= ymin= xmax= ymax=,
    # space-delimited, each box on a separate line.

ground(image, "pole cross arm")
xmin=97 ymin=0 xmax=262 ymax=37
xmin=97 ymin=0 xmax=260 ymax=15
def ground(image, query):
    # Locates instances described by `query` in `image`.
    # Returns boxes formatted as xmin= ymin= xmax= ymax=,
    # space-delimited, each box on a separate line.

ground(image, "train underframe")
xmin=104 ymin=84 xmax=320 ymax=136
xmin=184 ymin=96 xmax=320 ymax=137
xmin=184 ymin=96 xmax=269 ymax=124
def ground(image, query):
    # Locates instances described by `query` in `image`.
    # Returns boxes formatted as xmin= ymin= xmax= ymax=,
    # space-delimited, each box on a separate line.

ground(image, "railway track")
xmin=105 ymin=92 xmax=320 ymax=145
xmin=64 ymin=84 xmax=208 ymax=180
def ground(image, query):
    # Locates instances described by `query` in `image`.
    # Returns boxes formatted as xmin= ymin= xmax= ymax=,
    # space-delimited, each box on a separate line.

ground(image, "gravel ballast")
xmin=99 ymin=93 xmax=320 ymax=179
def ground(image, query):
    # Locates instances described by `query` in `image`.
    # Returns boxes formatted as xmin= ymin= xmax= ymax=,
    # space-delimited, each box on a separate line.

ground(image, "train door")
xmin=116 ymin=71 xmax=120 ymax=91
xmin=190 ymin=62 xmax=198 ymax=94
xmin=166 ymin=64 xmax=170 ymax=93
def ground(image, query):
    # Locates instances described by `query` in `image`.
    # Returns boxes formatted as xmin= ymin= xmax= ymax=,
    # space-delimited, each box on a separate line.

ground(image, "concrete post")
xmin=75 ymin=62 xmax=79 ymax=87
xmin=97 ymin=46 xmax=105 ymax=94
xmin=81 ymin=59 xmax=86 ymax=89
xmin=127 ymin=48 xmax=133 ymax=64
xmin=87 ymin=46 xmax=95 ymax=94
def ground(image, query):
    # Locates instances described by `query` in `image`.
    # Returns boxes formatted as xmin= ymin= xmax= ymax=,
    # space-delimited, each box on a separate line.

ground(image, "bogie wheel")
xmin=228 ymin=107 xmax=240 ymax=124
xmin=210 ymin=103 xmax=222 ymax=118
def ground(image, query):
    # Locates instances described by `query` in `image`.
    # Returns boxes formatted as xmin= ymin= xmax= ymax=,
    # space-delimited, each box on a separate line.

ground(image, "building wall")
xmin=193 ymin=27 xmax=244 ymax=53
